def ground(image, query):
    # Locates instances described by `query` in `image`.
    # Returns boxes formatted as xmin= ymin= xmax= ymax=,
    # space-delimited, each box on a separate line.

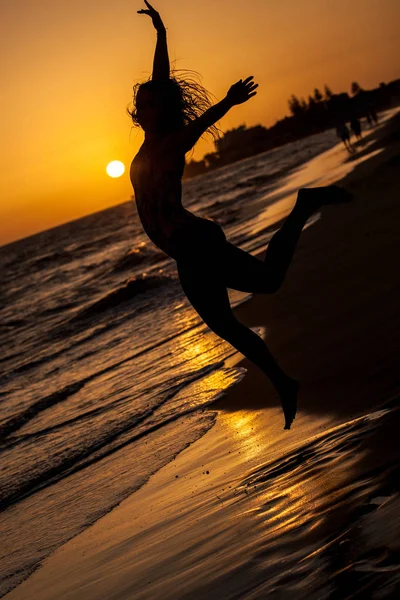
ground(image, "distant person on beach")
xmin=129 ymin=1 xmax=353 ymax=430
xmin=369 ymin=107 xmax=378 ymax=125
xmin=336 ymin=122 xmax=354 ymax=152
xmin=349 ymin=115 xmax=362 ymax=142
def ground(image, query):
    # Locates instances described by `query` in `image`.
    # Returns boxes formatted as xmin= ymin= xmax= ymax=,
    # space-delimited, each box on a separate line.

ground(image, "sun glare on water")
xmin=106 ymin=161 xmax=125 ymax=178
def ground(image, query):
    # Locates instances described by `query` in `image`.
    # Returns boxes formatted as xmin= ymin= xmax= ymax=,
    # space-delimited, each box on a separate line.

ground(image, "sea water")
xmin=0 ymin=127 xmax=364 ymax=595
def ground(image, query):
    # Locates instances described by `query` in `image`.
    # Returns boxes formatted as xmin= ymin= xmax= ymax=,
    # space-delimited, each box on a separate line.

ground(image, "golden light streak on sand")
xmin=223 ymin=411 xmax=269 ymax=463
xmin=237 ymin=441 xmax=368 ymax=542
xmin=169 ymin=308 xmax=230 ymax=369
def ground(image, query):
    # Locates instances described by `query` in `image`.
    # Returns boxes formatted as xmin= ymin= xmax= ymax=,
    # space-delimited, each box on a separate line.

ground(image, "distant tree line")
xmin=183 ymin=78 xmax=400 ymax=179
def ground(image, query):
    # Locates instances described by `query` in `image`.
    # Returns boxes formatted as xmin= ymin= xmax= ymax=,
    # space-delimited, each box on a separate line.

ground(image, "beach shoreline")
xmin=5 ymin=112 xmax=400 ymax=600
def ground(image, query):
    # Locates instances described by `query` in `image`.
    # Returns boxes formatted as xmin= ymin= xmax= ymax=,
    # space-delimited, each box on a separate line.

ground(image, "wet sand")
xmin=5 ymin=111 xmax=400 ymax=600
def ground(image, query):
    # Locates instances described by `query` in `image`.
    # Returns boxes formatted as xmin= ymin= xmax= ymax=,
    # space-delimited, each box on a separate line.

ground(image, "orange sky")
xmin=1 ymin=0 xmax=399 ymax=245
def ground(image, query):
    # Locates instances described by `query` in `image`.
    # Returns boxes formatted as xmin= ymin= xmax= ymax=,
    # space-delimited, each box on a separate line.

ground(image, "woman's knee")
xmin=205 ymin=314 xmax=238 ymax=340
xmin=207 ymin=317 xmax=262 ymax=358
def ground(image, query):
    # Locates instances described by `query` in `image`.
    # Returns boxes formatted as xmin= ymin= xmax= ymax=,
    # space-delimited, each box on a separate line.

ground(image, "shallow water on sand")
xmin=113 ymin=399 xmax=399 ymax=600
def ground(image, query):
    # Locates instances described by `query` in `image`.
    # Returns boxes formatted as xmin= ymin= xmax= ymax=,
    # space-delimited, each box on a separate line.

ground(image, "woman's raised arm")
xmin=176 ymin=77 xmax=259 ymax=153
xmin=138 ymin=0 xmax=170 ymax=81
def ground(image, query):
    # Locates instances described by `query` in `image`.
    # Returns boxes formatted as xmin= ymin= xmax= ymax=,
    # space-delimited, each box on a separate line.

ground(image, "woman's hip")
xmin=170 ymin=218 xmax=226 ymax=263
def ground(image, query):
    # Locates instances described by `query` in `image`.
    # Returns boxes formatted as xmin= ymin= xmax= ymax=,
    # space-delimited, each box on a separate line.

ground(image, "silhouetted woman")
xmin=336 ymin=122 xmax=354 ymax=152
xmin=349 ymin=115 xmax=362 ymax=142
xmin=129 ymin=1 xmax=352 ymax=429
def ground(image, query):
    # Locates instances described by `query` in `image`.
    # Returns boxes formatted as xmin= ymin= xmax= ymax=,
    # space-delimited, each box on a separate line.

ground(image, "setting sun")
xmin=106 ymin=161 xmax=125 ymax=178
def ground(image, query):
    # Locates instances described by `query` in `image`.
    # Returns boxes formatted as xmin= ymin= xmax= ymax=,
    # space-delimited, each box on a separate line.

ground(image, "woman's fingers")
xmin=241 ymin=76 xmax=258 ymax=96
xmin=143 ymin=0 xmax=158 ymax=14
xmin=138 ymin=1 xmax=163 ymax=30
xmin=239 ymin=76 xmax=258 ymax=89
xmin=227 ymin=76 xmax=258 ymax=104
xmin=137 ymin=1 xmax=153 ymax=12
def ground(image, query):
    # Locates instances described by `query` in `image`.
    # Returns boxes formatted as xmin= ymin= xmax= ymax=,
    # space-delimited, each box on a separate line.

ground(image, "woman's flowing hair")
xmin=127 ymin=68 xmax=222 ymax=143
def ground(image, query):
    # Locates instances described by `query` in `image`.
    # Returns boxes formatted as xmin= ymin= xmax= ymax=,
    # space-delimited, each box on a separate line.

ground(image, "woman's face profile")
xmin=136 ymin=88 xmax=163 ymax=132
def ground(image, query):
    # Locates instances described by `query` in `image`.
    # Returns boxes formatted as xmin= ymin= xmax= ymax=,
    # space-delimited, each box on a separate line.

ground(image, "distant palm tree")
xmin=288 ymin=94 xmax=303 ymax=117
xmin=313 ymin=88 xmax=323 ymax=103
xmin=307 ymin=95 xmax=316 ymax=109
xmin=351 ymin=81 xmax=362 ymax=96
xmin=324 ymin=84 xmax=333 ymax=99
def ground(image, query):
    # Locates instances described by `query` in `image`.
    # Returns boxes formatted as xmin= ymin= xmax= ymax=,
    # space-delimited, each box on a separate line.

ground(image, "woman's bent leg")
xmin=223 ymin=186 xmax=352 ymax=293
xmin=221 ymin=203 xmax=311 ymax=293
xmin=177 ymin=260 xmax=298 ymax=429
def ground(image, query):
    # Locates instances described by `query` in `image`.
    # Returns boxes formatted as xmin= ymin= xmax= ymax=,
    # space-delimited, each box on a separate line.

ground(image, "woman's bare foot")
xmin=277 ymin=377 xmax=299 ymax=430
xmin=297 ymin=185 xmax=353 ymax=216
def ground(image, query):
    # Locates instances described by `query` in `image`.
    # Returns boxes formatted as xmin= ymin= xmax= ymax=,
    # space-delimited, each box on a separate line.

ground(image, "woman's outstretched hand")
xmin=137 ymin=0 xmax=165 ymax=33
xmin=226 ymin=76 xmax=258 ymax=106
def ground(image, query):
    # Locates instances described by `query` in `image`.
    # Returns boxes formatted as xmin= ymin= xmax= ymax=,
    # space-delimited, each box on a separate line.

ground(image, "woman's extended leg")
xmin=222 ymin=185 xmax=352 ymax=293
xmin=177 ymin=259 xmax=298 ymax=429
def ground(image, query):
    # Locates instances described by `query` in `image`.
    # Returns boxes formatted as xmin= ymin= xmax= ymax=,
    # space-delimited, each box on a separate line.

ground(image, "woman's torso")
xmin=130 ymin=138 xmax=199 ymax=257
